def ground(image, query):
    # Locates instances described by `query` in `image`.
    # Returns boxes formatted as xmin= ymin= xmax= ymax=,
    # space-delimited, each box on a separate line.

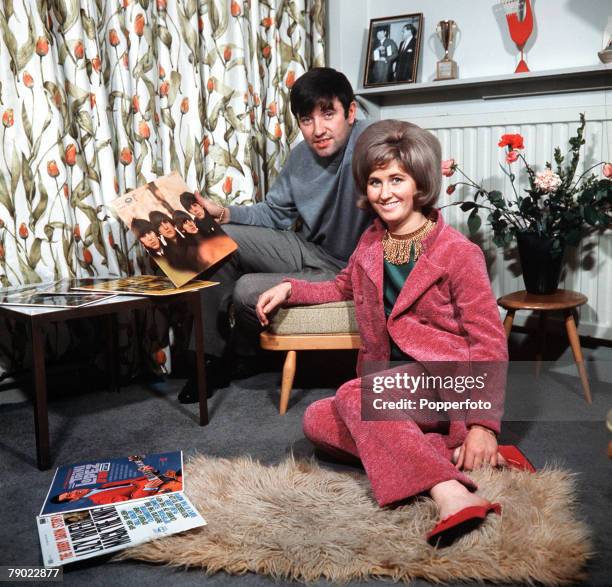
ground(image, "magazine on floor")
xmin=110 ymin=172 xmax=237 ymax=287
xmin=37 ymin=451 xmax=206 ymax=567
xmin=71 ymin=275 xmax=218 ymax=296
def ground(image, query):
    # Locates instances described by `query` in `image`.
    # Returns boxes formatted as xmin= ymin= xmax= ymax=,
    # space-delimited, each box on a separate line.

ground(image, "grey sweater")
xmin=228 ymin=120 xmax=372 ymax=265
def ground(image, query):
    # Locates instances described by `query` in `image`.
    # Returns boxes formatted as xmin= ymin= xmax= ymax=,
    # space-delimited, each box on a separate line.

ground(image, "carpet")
xmin=120 ymin=455 xmax=591 ymax=584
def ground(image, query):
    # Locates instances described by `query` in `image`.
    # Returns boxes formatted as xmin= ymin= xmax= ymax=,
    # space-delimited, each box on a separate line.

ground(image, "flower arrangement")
xmin=443 ymin=114 xmax=612 ymax=254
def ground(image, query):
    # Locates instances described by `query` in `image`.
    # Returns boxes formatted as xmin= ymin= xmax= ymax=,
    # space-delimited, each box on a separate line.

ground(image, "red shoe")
xmin=498 ymin=445 xmax=536 ymax=473
xmin=427 ymin=502 xmax=502 ymax=547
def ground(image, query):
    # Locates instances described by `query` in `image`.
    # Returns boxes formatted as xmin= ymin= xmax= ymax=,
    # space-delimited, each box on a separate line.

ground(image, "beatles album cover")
xmin=111 ymin=173 xmax=237 ymax=287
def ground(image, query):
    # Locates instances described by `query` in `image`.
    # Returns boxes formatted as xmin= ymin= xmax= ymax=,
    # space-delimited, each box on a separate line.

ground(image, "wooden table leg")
xmin=535 ymin=311 xmax=547 ymax=377
xmin=189 ymin=292 xmax=208 ymax=425
xmin=503 ymin=310 xmax=515 ymax=338
xmin=564 ymin=309 xmax=592 ymax=404
xmin=104 ymin=314 xmax=120 ymax=393
xmin=279 ymin=350 xmax=296 ymax=415
xmin=30 ymin=320 xmax=50 ymax=470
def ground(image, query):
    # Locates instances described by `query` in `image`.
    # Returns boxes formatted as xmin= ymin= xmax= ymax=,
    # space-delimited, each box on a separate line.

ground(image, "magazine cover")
xmin=40 ymin=452 xmax=184 ymax=516
xmin=71 ymin=276 xmax=218 ymax=296
xmin=110 ymin=172 xmax=237 ymax=287
xmin=37 ymin=492 xmax=205 ymax=567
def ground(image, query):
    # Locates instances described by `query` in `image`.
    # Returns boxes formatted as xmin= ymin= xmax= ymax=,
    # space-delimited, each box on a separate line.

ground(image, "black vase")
xmin=516 ymin=232 xmax=564 ymax=295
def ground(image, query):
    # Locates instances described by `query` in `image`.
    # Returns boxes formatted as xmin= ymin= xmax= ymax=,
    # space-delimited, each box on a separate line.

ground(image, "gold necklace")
xmin=382 ymin=218 xmax=436 ymax=265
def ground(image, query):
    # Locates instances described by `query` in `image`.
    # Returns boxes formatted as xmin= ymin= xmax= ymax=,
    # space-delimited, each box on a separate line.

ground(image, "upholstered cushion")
xmin=269 ymin=302 xmax=358 ymax=335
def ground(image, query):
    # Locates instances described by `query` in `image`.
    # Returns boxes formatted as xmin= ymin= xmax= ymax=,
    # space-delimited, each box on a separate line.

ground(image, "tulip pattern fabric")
xmin=0 ymin=0 xmax=325 ymax=287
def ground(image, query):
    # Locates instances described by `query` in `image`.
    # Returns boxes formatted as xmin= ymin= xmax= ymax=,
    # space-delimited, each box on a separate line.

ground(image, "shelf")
xmin=356 ymin=64 xmax=612 ymax=106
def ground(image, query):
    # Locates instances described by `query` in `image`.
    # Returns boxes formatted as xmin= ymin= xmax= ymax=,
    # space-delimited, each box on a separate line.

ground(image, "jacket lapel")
xmin=389 ymin=255 xmax=445 ymax=319
xmin=357 ymin=221 xmax=384 ymax=305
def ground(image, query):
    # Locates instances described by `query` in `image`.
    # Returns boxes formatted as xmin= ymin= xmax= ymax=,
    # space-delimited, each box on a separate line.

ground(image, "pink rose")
xmin=603 ymin=163 xmax=612 ymax=178
xmin=441 ymin=159 xmax=455 ymax=177
xmin=505 ymin=150 xmax=520 ymax=164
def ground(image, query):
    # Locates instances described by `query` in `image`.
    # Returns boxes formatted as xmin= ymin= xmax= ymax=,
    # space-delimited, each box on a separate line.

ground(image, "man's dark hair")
xmin=131 ymin=218 xmax=155 ymax=238
xmin=50 ymin=493 xmax=76 ymax=504
xmin=172 ymin=210 xmax=192 ymax=228
xmin=149 ymin=211 xmax=173 ymax=230
xmin=403 ymin=24 xmax=416 ymax=35
xmin=179 ymin=191 xmax=198 ymax=211
xmin=290 ymin=67 xmax=354 ymax=119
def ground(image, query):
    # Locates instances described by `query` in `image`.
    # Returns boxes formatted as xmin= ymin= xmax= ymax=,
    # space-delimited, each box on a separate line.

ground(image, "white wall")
xmin=327 ymin=0 xmax=612 ymax=86
xmin=327 ymin=0 xmax=612 ymax=339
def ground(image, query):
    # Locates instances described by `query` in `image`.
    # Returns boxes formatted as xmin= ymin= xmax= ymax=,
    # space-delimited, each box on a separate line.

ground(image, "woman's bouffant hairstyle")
xmin=352 ymin=120 xmax=442 ymax=211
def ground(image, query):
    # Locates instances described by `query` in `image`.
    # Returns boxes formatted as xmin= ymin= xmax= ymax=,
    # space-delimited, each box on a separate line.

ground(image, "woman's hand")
xmin=256 ymin=282 xmax=292 ymax=326
xmin=454 ymin=425 xmax=498 ymax=471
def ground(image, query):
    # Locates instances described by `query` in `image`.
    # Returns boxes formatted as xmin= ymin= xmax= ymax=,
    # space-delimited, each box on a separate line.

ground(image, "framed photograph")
xmin=363 ymin=13 xmax=423 ymax=88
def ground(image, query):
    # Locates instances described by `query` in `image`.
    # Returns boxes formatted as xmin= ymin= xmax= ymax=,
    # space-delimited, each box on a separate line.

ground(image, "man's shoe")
xmin=177 ymin=356 xmax=230 ymax=404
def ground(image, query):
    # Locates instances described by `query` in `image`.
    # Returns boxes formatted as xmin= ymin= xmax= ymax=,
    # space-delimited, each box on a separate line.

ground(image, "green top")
xmin=383 ymin=245 xmax=416 ymax=362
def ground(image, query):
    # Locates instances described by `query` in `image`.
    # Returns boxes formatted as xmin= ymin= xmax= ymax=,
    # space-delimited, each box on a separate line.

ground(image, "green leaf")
xmin=32 ymin=180 xmax=49 ymax=226
xmin=157 ymin=25 xmax=172 ymax=49
xmin=10 ymin=147 xmax=21 ymax=198
xmin=460 ymin=201 xmax=476 ymax=212
xmin=0 ymin=173 xmax=15 ymax=217
xmin=467 ymin=210 xmax=482 ymax=235
xmin=21 ymin=102 xmax=33 ymax=148
xmin=28 ymin=237 xmax=42 ymax=268
xmin=161 ymin=107 xmax=175 ymax=130
xmin=80 ymin=9 xmax=96 ymax=39
xmin=168 ymin=71 xmax=182 ymax=107
xmin=18 ymin=255 xmax=42 ymax=283
xmin=22 ymin=153 xmax=35 ymax=205
xmin=76 ymin=110 xmax=94 ymax=135
xmin=584 ymin=206 xmax=599 ymax=226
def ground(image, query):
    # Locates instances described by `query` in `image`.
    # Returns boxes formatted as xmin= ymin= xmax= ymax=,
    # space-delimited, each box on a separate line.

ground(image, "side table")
xmin=0 ymin=291 xmax=208 ymax=470
xmin=497 ymin=289 xmax=591 ymax=404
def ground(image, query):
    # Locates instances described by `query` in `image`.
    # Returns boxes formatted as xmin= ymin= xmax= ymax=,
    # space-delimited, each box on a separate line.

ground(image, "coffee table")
xmin=0 ymin=290 xmax=208 ymax=470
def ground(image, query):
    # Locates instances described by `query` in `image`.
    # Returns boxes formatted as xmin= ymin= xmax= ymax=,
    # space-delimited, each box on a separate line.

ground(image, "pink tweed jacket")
xmin=287 ymin=210 xmax=508 ymax=368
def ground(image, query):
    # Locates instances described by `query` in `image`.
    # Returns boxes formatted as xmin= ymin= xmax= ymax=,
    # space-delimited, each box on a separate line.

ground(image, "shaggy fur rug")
xmin=119 ymin=455 xmax=591 ymax=584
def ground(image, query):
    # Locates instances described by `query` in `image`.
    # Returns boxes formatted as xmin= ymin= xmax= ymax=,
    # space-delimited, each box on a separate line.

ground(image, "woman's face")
xmin=366 ymin=159 xmax=421 ymax=234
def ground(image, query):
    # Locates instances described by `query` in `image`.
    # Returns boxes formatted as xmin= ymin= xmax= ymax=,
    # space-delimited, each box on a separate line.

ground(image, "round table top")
xmin=497 ymin=289 xmax=588 ymax=311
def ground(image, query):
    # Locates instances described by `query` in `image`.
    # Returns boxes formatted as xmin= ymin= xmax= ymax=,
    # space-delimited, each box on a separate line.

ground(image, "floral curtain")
xmin=0 ymin=0 xmax=325 ymax=286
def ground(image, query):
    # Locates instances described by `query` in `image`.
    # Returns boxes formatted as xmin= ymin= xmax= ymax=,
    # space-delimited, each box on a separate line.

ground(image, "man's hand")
xmin=454 ymin=425 xmax=498 ymax=471
xmin=256 ymin=282 xmax=292 ymax=326
xmin=194 ymin=192 xmax=230 ymax=223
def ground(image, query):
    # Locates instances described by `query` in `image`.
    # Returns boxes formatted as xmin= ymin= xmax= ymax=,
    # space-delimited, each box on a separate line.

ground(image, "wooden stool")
xmin=260 ymin=331 xmax=361 ymax=415
xmin=260 ymin=301 xmax=360 ymax=415
xmin=497 ymin=289 xmax=592 ymax=404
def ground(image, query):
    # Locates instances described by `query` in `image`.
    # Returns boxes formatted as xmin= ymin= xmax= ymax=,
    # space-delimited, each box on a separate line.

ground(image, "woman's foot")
xmin=428 ymin=480 xmax=501 ymax=547
xmin=430 ymin=480 xmax=490 ymax=522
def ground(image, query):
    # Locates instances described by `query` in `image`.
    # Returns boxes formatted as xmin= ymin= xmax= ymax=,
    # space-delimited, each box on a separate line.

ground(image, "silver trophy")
xmin=435 ymin=20 xmax=458 ymax=80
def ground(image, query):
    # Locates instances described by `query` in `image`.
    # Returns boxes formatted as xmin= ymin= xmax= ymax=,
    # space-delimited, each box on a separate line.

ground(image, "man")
xmin=131 ymin=218 xmax=164 ymax=257
xmin=368 ymin=27 xmax=398 ymax=85
xmin=395 ymin=24 xmax=417 ymax=82
xmin=179 ymin=191 xmax=219 ymax=236
xmin=179 ymin=67 xmax=372 ymax=403
xmin=149 ymin=211 xmax=199 ymax=272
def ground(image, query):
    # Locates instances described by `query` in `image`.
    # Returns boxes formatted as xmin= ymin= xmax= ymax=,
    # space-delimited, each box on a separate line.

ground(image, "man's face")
xmin=140 ymin=231 xmax=161 ymax=250
xmin=182 ymin=219 xmax=198 ymax=234
xmin=377 ymin=30 xmax=386 ymax=42
xmin=297 ymin=98 xmax=356 ymax=159
xmin=60 ymin=489 xmax=91 ymax=501
xmin=158 ymin=220 xmax=176 ymax=239
xmin=189 ymin=202 xmax=205 ymax=219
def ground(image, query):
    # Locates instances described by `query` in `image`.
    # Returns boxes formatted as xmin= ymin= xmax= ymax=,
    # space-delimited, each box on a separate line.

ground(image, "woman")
xmin=256 ymin=121 xmax=531 ymax=546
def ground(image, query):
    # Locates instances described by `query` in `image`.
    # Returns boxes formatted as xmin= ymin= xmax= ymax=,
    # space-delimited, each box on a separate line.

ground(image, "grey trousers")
xmin=200 ymin=224 xmax=343 ymax=358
